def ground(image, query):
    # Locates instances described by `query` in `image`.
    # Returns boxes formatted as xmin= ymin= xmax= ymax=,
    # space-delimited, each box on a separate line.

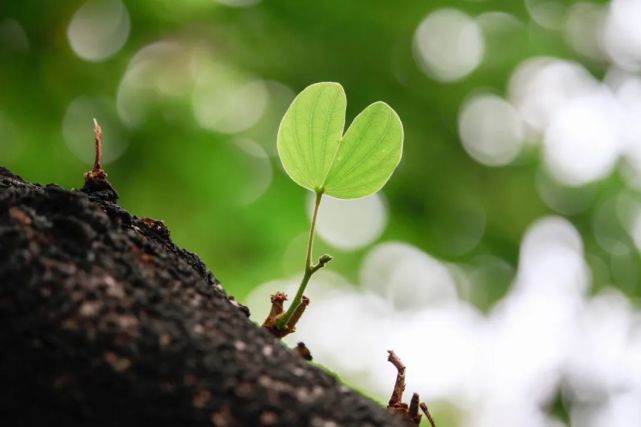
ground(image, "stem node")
xmin=264 ymin=191 xmax=330 ymax=337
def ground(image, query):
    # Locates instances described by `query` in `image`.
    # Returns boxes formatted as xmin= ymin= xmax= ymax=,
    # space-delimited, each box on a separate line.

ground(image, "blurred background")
xmin=1 ymin=0 xmax=641 ymax=425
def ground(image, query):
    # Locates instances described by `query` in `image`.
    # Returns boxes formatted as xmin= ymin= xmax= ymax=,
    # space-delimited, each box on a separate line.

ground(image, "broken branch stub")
xmin=386 ymin=350 xmax=437 ymax=427
xmin=262 ymin=293 xmax=311 ymax=339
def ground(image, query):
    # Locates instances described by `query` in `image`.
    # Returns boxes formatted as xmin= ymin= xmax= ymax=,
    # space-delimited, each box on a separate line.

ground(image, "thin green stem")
xmin=305 ymin=191 xmax=323 ymax=269
xmin=277 ymin=191 xmax=326 ymax=329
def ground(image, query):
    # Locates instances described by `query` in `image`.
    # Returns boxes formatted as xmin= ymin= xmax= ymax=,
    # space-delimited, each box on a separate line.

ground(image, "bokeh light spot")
xmin=216 ymin=0 xmax=260 ymax=7
xmin=509 ymin=57 xmax=598 ymax=133
xmin=543 ymin=89 xmax=622 ymax=186
xmin=565 ymin=3 xmax=607 ymax=62
xmin=193 ymin=62 xmax=268 ymax=134
xmin=413 ymin=9 xmax=484 ymax=82
xmin=117 ymin=41 xmax=196 ymax=127
xmin=525 ymin=0 xmax=567 ymax=30
xmin=516 ymin=216 xmax=588 ymax=296
xmin=602 ymin=0 xmax=641 ymax=71
xmin=233 ymin=139 xmax=273 ymax=205
xmin=245 ymin=81 xmax=295 ymax=156
xmin=311 ymin=194 xmax=387 ymax=251
xmin=458 ymin=93 xmax=524 ymax=166
xmin=67 ymin=0 xmax=130 ymax=62
xmin=0 ymin=19 xmax=29 ymax=53
xmin=360 ymin=242 xmax=458 ymax=310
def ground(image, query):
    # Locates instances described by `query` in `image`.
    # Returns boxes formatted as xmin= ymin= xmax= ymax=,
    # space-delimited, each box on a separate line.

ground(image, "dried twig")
xmin=408 ymin=393 xmax=421 ymax=425
xmin=286 ymin=296 xmax=309 ymax=332
xmin=262 ymin=292 xmax=287 ymax=332
xmin=386 ymin=350 xmax=436 ymax=427
xmin=387 ymin=350 xmax=406 ymax=408
xmin=420 ymin=402 xmax=437 ymax=427
xmin=263 ymin=293 xmax=311 ymax=339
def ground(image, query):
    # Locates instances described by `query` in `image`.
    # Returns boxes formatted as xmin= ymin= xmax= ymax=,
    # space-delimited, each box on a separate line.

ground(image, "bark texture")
xmin=0 ymin=167 xmax=408 ymax=427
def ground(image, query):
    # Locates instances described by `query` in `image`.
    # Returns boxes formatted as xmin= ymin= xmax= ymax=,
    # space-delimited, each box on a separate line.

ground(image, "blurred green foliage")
xmin=0 ymin=0 xmax=637 ymax=309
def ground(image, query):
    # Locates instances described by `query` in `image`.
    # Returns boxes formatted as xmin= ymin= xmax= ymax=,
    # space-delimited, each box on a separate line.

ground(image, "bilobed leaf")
xmin=323 ymin=102 xmax=403 ymax=199
xmin=277 ymin=83 xmax=403 ymax=199
xmin=277 ymin=82 xmax=346 ymax=192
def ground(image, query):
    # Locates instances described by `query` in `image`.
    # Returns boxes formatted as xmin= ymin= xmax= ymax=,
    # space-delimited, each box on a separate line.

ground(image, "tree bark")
xmin=0 ymin=167 xmax=408 ymax=427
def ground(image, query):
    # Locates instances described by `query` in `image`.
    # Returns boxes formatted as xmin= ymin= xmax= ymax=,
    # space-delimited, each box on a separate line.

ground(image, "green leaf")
xmin=277 ymin=82 xmax=403 ymax=199
xmin=277 ymin=82 xmax=346 ymax=192
xmin=323 ymin=102 xmax=403 ymax=199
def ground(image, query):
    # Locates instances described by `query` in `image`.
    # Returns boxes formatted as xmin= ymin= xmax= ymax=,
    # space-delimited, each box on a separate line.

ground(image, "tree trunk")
xmin=0 ymin=166 xmax=408 ymax=427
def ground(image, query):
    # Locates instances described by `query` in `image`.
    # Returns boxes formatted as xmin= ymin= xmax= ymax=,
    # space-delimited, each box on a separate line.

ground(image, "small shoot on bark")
xmin=81 ymin=118 xmax=119 ymax=202
xmin=387 ymin=350 xmax=436 ymax=427
xmin=85 ymin=118 xmax=107 ymax=182
xmin=262 ymin=82 xmax=403 ymax=338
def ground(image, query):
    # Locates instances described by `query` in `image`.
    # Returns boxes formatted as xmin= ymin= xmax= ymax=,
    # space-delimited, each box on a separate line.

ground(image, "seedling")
xmin=262 ymin=82 xmax=403 ymax=337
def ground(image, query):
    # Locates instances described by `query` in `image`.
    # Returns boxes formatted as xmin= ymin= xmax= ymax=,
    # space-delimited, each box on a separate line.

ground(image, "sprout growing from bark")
xmin=85 ymin=118 xmax=107 ymax=181
xmin=263 ymin=82 xmax=403 ymax=337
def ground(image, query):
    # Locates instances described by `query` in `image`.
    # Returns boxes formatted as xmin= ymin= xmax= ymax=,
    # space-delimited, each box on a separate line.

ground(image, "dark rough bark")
xmin=0 ymin=167 xmax=408 ymax=427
